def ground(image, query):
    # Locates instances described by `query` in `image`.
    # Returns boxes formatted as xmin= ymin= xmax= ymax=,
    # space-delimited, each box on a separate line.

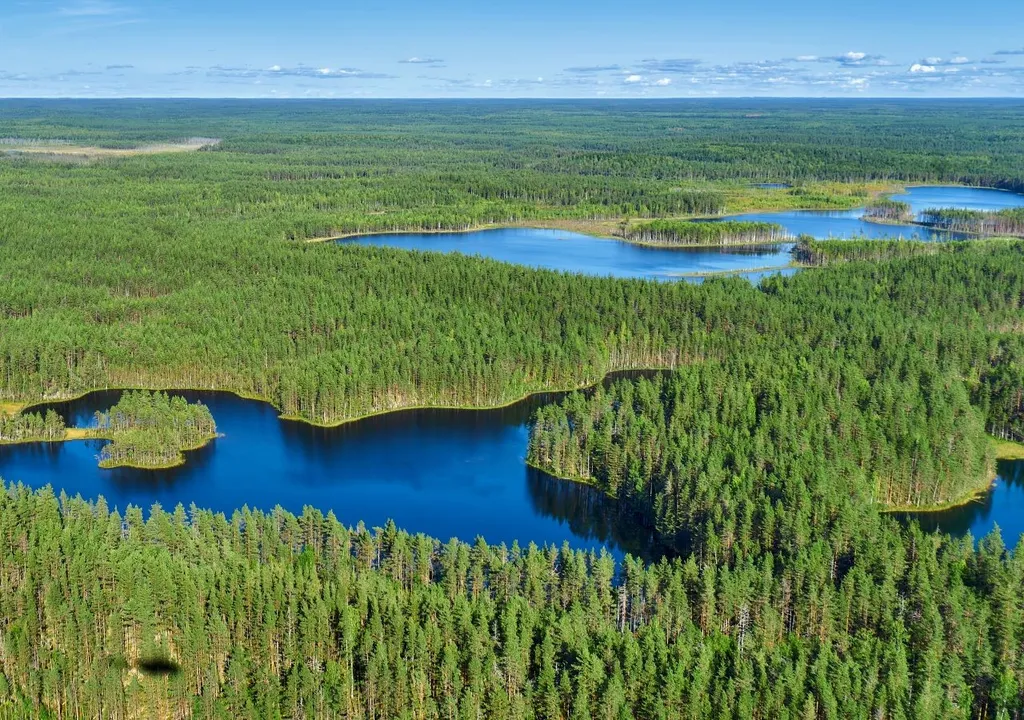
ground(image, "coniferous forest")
xmin=1 ymin=99 xmax=1024 ymax=718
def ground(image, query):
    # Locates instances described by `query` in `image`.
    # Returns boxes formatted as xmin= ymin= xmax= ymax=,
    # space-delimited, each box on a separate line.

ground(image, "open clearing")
xmin=0 ymin=137 xmax=220 ymax=159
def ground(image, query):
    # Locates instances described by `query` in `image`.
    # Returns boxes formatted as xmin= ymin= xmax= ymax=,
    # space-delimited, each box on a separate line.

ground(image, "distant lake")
xmin=722 ymin=186 xmax=1024 ymax=240
xmin=342 ymin=187 xmax=1024 ymax=281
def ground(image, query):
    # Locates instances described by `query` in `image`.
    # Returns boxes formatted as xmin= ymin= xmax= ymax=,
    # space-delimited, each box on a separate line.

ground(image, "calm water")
xmin=343 ymin=228 xmax=795 ymax=281
xmin=4 ymin=387 xmax=1021 ymax=555
xmin=904 ymin=460 xmax=1024 ymax=546
xmin=0 ymin=387 xmax=670 ymax=560
xmin=343 ymin=188 xmax=1024 ymax=280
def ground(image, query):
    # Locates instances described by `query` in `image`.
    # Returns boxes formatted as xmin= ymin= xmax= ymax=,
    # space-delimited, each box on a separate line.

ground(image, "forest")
xmin=0 ymin=409 xmax=65 ymax=444
xmin=2 ymin=99 xmax=1024 ymax=717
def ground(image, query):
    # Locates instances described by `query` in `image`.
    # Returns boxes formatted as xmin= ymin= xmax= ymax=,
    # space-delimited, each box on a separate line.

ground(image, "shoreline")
xmin=4 ymin=367 xmax=675 ymax=434
xmin=96 ymin=434 xmax=218 ymax=471
xmin=884 ymin=437 xmax=1024 ymax=514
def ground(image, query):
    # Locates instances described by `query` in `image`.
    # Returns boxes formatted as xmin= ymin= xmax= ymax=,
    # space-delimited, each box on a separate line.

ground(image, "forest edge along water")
xmin=3 ymin=373 xmax=1022 ymax=561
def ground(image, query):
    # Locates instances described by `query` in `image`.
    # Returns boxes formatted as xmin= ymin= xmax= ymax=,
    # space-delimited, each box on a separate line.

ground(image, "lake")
xmin=343 ymin=187 xmax=1024 ymax=280
xmin=0 ymin=386 xmax=672 ymax=561
xmin=3 ymin=385 xmax=1021 ymax=560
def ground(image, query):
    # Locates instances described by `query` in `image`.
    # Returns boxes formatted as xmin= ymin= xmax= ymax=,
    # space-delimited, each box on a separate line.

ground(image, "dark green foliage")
xmin=0 ymin=484 xmax=1022 ymax=719
xmin=622 ymin=220 xmax=785 ymax=246
xmin=93 ymin=391 xmax=217 ymax=468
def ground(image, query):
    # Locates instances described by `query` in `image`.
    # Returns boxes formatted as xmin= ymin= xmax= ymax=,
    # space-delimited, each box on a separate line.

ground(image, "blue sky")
xmin=2 ymin=0 xmax=1023 ymax=97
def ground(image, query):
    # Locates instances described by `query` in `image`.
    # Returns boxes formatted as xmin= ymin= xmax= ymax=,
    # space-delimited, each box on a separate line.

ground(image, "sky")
xmin=1 ymin=0 xmax=1023 ymax=98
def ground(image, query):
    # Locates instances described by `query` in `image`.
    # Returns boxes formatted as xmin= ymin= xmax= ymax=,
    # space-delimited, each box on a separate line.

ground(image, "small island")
xmin=92 ymin=391 xmax=218 ymax=469
xmin=1 ymin=391 xmax=217 ymax=469
xmin=862 ymin=198 xmax=914 ymax=224
xmin=618 ymin=219 xmax=786 ymax=247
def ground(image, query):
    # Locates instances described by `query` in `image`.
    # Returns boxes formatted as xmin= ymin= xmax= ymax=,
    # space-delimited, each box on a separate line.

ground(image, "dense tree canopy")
xmin=2 ymin=100 xmax=1024 ymax=718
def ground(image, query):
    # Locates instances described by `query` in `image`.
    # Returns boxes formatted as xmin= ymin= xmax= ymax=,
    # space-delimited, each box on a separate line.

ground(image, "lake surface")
xmin=343 ymin=228 xmax=795 ymax=282
xmin=721 ymin=186 xmax=1024 ymax=240
xmin=342 ymin=188 xmax=1024 ymax=280
xmin=0 ymin=386 xmax=670 ymax=561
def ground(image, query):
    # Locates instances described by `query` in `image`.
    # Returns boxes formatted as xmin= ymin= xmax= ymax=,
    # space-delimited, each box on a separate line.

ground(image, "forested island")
xmin=618 ymin=219 xmax=786 ymax=247
xmin=2 ymin=99 xmax=1024 ymax=717
xmin=1 ymin=391 xmax=216 ymax=469
xmin=862 ymin=198 xmax=914 ymax=223
xmin=92 ymin=391 xmax=217 ymax=469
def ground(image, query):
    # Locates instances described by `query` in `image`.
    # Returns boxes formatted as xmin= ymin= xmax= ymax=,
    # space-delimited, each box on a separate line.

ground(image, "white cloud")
xmin=950 ymin=56 xmax=970 ymax=64
xmin=399 ymin=57 xmax=444 ymax=65
xmin=624 ymin=74 xmax=643 ymax=83
xmin=795 ymin=55 xmax=818 ymax=62
xmin=842 ymin=51 xmax=866 ymax=62
xmin=655 ymin=77 xmax=672 ymax=86
xmin=268 ymin=65 xmax=281 ymax=72
xmin=909 ymin=63 xmax=937 ymax=73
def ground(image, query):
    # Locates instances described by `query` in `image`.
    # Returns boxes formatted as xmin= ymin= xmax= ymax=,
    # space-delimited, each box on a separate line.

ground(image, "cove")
xmin=0 ymin=385 xmax=672 ymax=562
xmin=901 ymin=460 xmax=1024 ymax=543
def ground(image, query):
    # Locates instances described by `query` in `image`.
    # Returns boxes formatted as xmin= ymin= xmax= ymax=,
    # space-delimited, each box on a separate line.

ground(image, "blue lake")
xmin=3 ymin=386 xmax=1021 ymax=560
xmin=722 ymin=186 xmax=1024 ymax=240
xmin=0 ymin=386 xmax=669 ymax=561
xmin=904 ymin=460 xmax=1024 ymax=544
